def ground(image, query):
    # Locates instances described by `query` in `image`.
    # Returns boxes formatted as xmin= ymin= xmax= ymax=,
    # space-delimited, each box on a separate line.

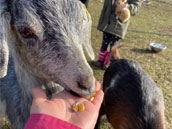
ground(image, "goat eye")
xmin=19 ymin=28 xmax=33 ymax=38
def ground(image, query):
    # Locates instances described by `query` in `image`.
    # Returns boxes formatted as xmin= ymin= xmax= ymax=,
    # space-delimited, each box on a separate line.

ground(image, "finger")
xmin=30 ymin=87 xmax=47 ymax=100
xmin=92 ymin=90 xmax=104 ymax=109
xmin=95 ymin=81 xmax=101 ymax=91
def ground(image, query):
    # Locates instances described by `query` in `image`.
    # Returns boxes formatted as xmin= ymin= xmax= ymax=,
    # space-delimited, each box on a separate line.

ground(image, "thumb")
xmin=95 ymin=81 xmax=101 ymax=91
xmin=30 ymin=87 xmax=47 ymax=101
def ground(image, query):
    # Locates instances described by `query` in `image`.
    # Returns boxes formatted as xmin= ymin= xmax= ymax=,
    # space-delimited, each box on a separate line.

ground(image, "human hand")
xmin=116 ymin=3 xmax=128 ymax=12
xmin=30 ymin=81 xmax=104 ymax=129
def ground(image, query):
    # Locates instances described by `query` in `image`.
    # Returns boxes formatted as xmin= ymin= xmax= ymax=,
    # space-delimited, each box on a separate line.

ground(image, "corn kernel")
xmin=78 ymin=103 xmax=85 ymax=111
xmin=90 ymin=96 xmax=95 ymax=101
xmin=95 ymin=89 xmax=99 ymax=93
xmin=89 ymin=91 xmax=97 ymax=101
xmin=72 ymin=105 xmax=79 ymax=112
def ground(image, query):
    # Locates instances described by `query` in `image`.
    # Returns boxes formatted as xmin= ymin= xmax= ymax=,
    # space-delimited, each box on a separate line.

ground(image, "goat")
xmin=0 ymin=0 xmax=96 ymax=129
xmin=95 ymin=59 xmax=165 ymax=129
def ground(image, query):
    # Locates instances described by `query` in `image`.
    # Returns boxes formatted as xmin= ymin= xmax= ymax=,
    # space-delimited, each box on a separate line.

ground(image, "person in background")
xmin=95 ymin=0 xmax=142 ymax=69
xmin=80 ymin=0 xmax=89 ymax=8
xmin=24 ymin=81 xmax=104 ymax=129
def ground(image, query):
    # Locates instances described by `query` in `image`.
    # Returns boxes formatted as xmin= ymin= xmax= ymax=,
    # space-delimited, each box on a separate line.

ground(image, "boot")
xmin=95 ymin=50 xmax=108 ymax=68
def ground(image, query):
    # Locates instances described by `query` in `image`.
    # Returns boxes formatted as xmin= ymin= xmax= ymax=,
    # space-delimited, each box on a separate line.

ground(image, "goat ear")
xmin=82 ymin=5 xmax=95 ymax=60
xmin=82 ymin=23 xmax=95 ymax=60
xmin=0 ymin=1 xmax=10 ymax=78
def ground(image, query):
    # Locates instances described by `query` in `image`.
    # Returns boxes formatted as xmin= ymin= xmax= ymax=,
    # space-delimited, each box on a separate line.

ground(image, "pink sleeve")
xmin=24 ymin=114 xmax=81 ymax=129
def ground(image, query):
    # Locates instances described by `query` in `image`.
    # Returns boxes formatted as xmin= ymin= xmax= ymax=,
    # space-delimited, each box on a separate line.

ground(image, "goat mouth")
xmin=66 ymin=87 xmax=91 ymax=98
xmin=51 ymin=81 xmax=95 ymax=98
xmin=68 ymin=90 xmax=81 ymax=97
xmin=64 ymin=84 xmax=94 ymax=99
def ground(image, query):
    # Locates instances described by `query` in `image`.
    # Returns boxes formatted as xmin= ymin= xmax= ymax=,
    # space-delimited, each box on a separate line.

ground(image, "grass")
xmin=2 ymin=0 xmax=172 ymax=128
xmin=88 ymin=0 xmax=172 ymax=128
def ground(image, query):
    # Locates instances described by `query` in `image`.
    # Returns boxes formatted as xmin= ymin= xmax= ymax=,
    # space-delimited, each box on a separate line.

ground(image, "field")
xmin=2 ymin=0 xmax=172 ymax=129
xmin=88 ymin=0 xmax=172 ymax=128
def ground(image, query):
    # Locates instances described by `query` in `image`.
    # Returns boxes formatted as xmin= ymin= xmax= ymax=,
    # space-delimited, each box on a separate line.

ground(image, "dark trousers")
xmin=101 ymin=32 xmax=120 ymax=51
xmin=80 ymin=0 xmax=89 ymax=8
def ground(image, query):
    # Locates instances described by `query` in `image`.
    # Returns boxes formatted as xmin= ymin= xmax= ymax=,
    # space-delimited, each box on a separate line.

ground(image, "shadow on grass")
xmin=131 ymin=48 xmax=155 ymax=54
xmin=88 ymin=61 xmax=105 ymax=71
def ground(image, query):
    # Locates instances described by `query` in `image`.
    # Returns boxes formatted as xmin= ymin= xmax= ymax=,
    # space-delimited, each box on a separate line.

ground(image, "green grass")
xmin=88 ymin=0 xmax=172 ymax=128
xmin=2 ymin=0 xmax=172 ymax=128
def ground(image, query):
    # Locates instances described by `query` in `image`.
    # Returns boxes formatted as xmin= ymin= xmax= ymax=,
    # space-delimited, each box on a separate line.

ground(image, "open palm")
xmin=30 ymin=81 xmax=104 ymax=129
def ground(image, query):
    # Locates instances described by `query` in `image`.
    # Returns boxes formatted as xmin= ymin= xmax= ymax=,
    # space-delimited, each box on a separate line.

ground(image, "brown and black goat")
xmin=95 ymin=59 xmax=165 ymax=129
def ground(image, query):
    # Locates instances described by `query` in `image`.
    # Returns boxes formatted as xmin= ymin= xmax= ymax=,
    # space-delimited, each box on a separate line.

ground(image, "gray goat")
xmin=0 ymin=0 xmax=96 ymax=128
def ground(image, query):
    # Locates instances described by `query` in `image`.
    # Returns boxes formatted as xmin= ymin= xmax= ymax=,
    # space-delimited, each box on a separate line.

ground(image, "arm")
xmin=127 ymin=0 xmax=142 ymax=16
xmin=24 ymin=114 xmax=81 ymax=129
xmin=24 ymin=81 xmax=104 ymax=129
